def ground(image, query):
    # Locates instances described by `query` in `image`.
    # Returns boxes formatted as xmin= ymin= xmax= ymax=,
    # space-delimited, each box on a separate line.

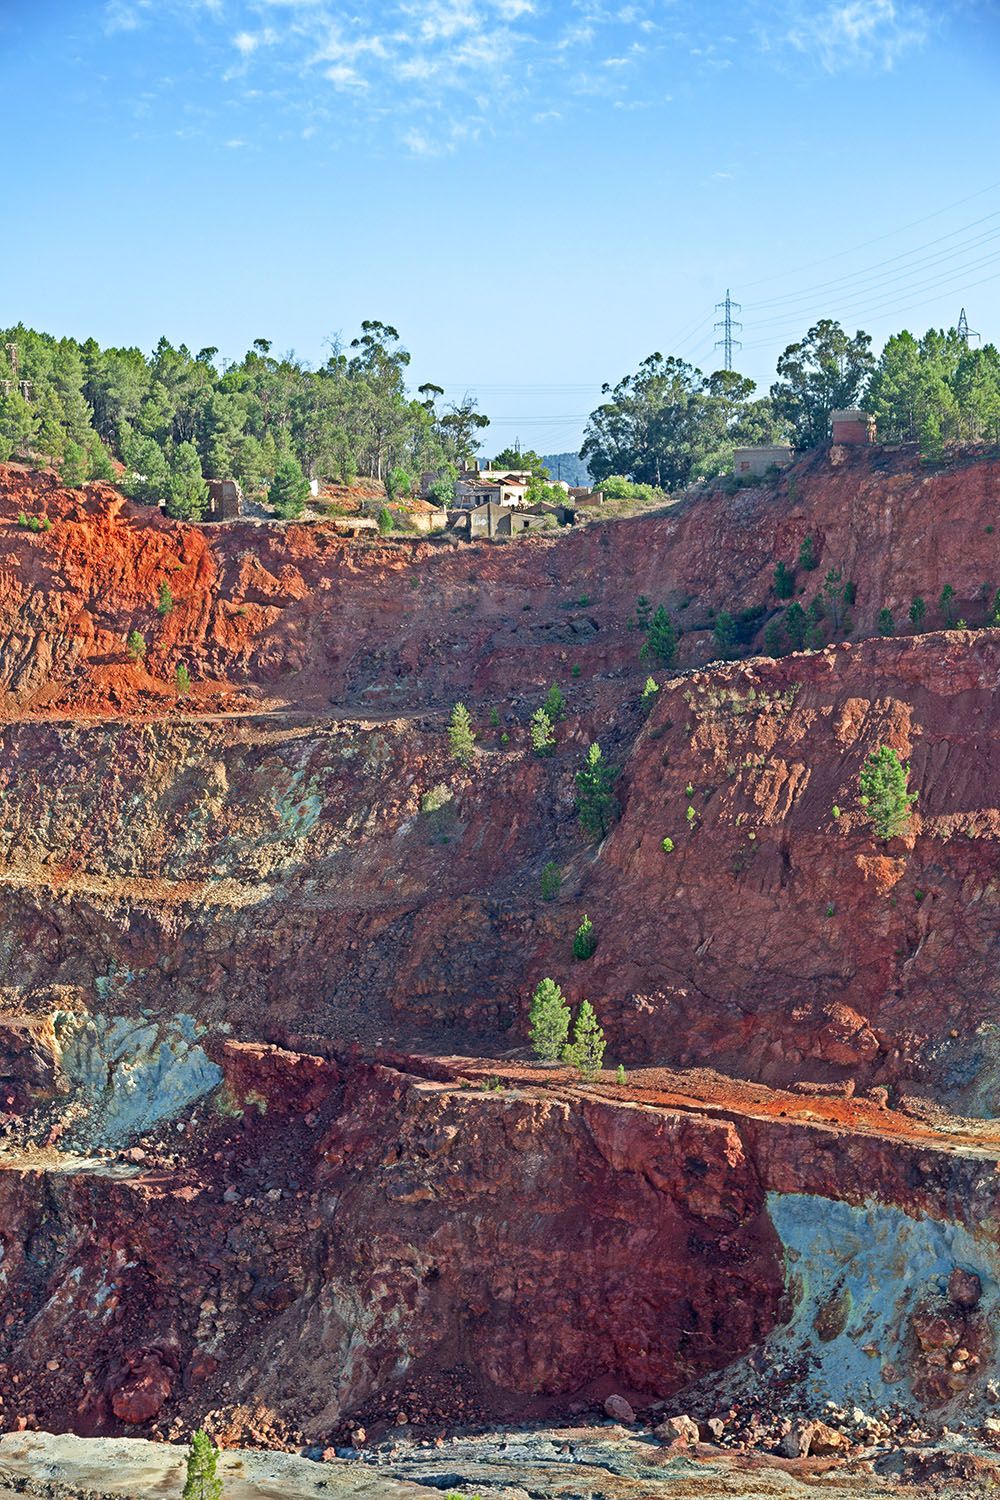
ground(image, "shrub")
xmin=575 ymin=743 xmax=619 ymax=841
xmin=686 ymin=804 xmax=697 ymax=823
xmin=421 ymin=784 xmax=452 ymax=814
xmin=661 ymin=836 xmax=674 ymax=853
xmin=543 ymin=682 xmax=566 ymax=721
xmin=182 ymin=1429 xmax=222 ymax=1500
xmin=643 ymin=605 xmax=679 ymax=666
xmin=377 ymin=505 xmax=395 ymax=535
xmin=615 ymin=1063 xmax=627 ymax=1085
xmin=798 ymin=534 xmax=818 ymax=571
xmin=573 ymin=914 xmax=597 ymax=961
xmin=528 ymin=977 xmax=571 ymax=1062
xmin=448 ymin=702 xmax=475 ymax=766
xmin=909 ymin=596 xmax=926 ymax=630
xmin=427 ymin=476 xmax=456 ymax=506
xmin=859 ymin=745 xmax=917 ymax=841
xmin=773 ymin=561 xmax=794 ymax=598
xmin=126 ymin=628 xmax=146 ymax=661
xmin=157 ymin=581 xmax=174 ymax=616
xmin=540 ymin=861 xmax=561 ymax=900
xmin=530 ymin=707 xmax=556 ymax=755
xmin=563 ymin=999 xmax=606 ymax=1079
xmin=571 ymin=664 xmax=581 ymax=678
xmin=175 ymin=662 xmax=191 ymax=695
xmin=877 ymin=606 xmax=895 ymax=635
xmin=386 ymin=466 xmax=414 ymax=501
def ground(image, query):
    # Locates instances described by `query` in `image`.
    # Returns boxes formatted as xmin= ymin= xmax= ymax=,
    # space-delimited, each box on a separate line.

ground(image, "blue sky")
xmin=4 ymin=0 xmax=1000 ymax=453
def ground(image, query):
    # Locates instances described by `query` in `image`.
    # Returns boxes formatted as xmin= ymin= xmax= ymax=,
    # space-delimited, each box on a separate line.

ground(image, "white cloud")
xmin=325 ymin=63 xmax=369 ymax=89
xmin=775 ymin=0 xmax=929 ymax=70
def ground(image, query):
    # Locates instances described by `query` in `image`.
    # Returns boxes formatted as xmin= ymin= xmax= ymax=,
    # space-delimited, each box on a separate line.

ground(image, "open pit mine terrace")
xmin=5 ymin=449 xmax=1000 ymax=1496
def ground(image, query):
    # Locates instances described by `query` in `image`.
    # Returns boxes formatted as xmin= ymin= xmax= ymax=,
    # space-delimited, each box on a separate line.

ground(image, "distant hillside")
xmin=541 ymin=451 xmax=591 ymax=486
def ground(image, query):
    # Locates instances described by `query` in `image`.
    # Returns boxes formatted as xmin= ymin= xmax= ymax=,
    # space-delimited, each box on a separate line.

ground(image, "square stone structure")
xmin=831 ymin=409 xmax=876 ymax=444
xmin=204 ymin=478 xmax=243 ymax=521
xmin=733 ymin=445 xmax=794 ymax=478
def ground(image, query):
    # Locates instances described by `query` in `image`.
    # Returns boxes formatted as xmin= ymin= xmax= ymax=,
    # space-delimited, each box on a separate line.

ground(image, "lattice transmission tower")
xmin=714 ymin=290 xmax=742 ymax=371
xmin=957 ymin=307 xmax=980 ymax=346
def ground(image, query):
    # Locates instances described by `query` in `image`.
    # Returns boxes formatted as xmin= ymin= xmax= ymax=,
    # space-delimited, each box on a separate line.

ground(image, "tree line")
xmin=0 ymin=320 xmax=490 ymax=518
xmin=580 ymin=317 xmax=1000 ymax=490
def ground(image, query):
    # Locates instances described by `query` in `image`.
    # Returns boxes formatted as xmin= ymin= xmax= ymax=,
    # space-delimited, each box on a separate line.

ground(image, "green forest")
xmin=581 ymin=318 xmax=1000 ymax=488
xmin=0 ymin=319 xmax=489 ymax=518
xmin=2 ymin=313 xmax=999 ymax=520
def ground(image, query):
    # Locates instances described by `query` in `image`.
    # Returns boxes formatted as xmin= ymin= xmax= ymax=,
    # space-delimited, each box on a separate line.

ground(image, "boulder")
xmin=948 ymin=1267 xmax=983 ymax=1309
xmin=778 ymin=1419 xmax=848 ymax=1459
xmin=655 ymin=1414 xmax=699 ymax=1446
xmin=603 ymin=1394 xmax=635 ymax=1424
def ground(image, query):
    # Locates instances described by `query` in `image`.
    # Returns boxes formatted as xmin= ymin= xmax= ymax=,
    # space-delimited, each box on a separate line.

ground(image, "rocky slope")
xmin=3 ymin=448 xmax=1000 ymax=1485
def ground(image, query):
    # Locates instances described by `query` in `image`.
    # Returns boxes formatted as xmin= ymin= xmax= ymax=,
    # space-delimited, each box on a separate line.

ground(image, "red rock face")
xmin=4 ymin=449 xmax=1000 ymax=1445
xmin=2 ymin=447 xmax=1000 ymax=716
xmin=0 ymin=1056 xmax=785 ymax=1442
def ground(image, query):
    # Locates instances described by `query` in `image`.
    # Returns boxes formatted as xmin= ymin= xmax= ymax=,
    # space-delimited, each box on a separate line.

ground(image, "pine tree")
xmin=268 ymin=453 xmax=309 ymax=519
xmin=539 ymin=861 xmax=561 ymax=900
xmin=165 ymin=442 xmax=209 ymax=521
xmin=563 ymin=999 xmax=606 ymax=1079
xmin=0 ymin=387 xmax=35 ymax=463
xmin=642 ymin=605 xmax=678 ymax=666
xmin=543 ymin=683 xmax=566 ymax=721
xmin=712 ymin=610 xmax=737 ymax=660
xmin=783 ymin=601 xmax=808 ymax=651
xmin=798 ymin=534 xmax=818 ymax=571
xmin=175 ymin=662 xmax=191 ymax=695
xmin=448 ymin=702 xmax=475 ymax=766
xmin=528 ymin=977 xmax=571 ymax=1062
xmin=575 ymin=743 xmax=619 ymax=841
xmin=877 ymin=606 xmax=895 ymax=635
xmin=641 ymin=675 xmax=659 ymax=705
xmin=158 ymin=581 xmax=174 ymax=615
xmin=182 ymin=1429 xmax=223 ymax=1500
xmin=60 ymin=440 xmax=88 ymax=488
xmin=572 ymin=914 xmax=597 ymax=961
xmin=939 ymin=584 xmax=956 ymax=627
xmin=859 ymin=745 xmax=917 ymax=840
xmin=126 ymin=629 xmax=146 ymax=662
xmin=773 ymin=560 xmax=794 ymax=599
xmin=530 ymin=707 xmax=555 ymax=755
xmin=909 ymin=595 xmax=926 ymax=630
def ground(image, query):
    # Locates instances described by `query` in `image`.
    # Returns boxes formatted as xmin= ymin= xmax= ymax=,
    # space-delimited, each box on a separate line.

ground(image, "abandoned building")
xmin=449 ymin=502 xmax=554 ymax=538
xmin=453 ymin=463 xmax=533 ymax=509
xmin=831 ymin=408 xmax=876 ymax=444
xmin=204 ymin=478 xmax=243 ymax=521
xmin=732 ymin=445 xmax=794 ymax=478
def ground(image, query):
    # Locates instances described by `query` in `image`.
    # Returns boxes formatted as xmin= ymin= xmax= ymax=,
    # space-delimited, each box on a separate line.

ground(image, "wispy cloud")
xmin=764 ymin=0 xmax=930 ymax=70
xmin=96 ymin=0 xmax=940 ymax=157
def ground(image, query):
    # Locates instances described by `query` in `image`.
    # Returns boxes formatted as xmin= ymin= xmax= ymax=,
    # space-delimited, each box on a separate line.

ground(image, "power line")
xmin=739 ymin=174 xmax=1000 ymax=293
